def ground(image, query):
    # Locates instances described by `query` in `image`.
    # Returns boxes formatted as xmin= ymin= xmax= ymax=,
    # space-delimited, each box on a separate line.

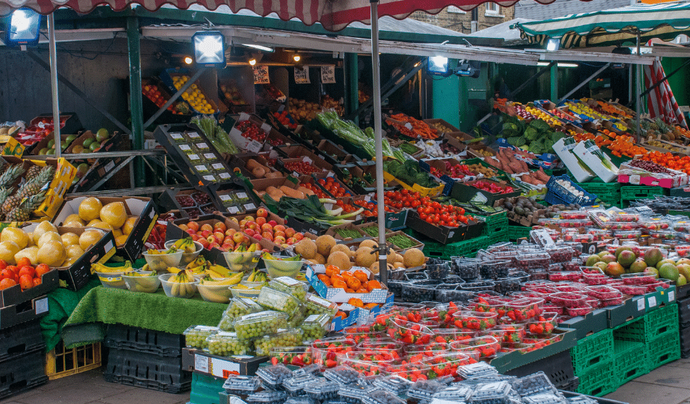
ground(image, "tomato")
xmin=0 ymin=269 xmax=15 ymax=282
xmin=35 ymin=264 xmax=50 ymax=278
xmin=19 ymin=274 xmax=33 ymax=290
xmin=0 ymin=278 xmax=16 ymax=290
xmin=16 ymin=257 xmax=31 ymax=269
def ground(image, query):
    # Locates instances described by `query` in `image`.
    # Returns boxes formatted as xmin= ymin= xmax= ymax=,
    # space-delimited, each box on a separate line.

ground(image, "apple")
xmin=198 ymin=238 xmax=210 ymax=249
xmin=221 ymin=243 xmax=234 ymax=251
xmin=245 ymin=228 xmax=256 ymax=237
xmin=207 ymin=235 xmax=219 ymax=245
xmin=286 ymin=237 xmax=296 ymax=245
xmin=225 ymin=229 xmax=236 ymax=237
xmin=209 ymin=242 xmax=221 ymax=250
xmin=274 ymin=225 xmax=286 ymax=232
xmin=256 ymin=208 xmax=268 ymax=218
xmin=268 ymin=220 xmax=278 ymax=227
xmin=245 ymin=216 xmax=255 ymax=223
xmin=233 ymin=232 xmax=245 ymax=244
xmin=247 ymin=221 xmax=259 ymax=231
xmin=252 ymin=243 xmax=262 ymax=251
xmin=214 ymin=222 xmax=227 ymax=232
xmin=275 ymin=231 xmax=286 ymax=239
xmin=262 ymin=231 xmax=274 ymax=240
xmin=186 ymin=229 xmax=197 ymax=235
xmin=179 ymin=224 xmax=189 ymax=231
xmin=200 ymin=223 xmax=213 ymax=232
xmin=201 ymin=230 xmax=212 ymax=238
xmin=261 ymin=223 xmax=273 ymax=232
xmin=285 ymin=228 xmax=296 ymax=238
xmin=187 ymin=221 xmax=200 ymax=231
xmin=239 ymin=219 xmax=248 ymax=229
xmin=252 ymin=235 xmax=263 ymax=242
xmin=214 ymin=231 xmax=225 ymax=241
xmin=256 ymin=217 xmax=267 ymax=226
xmin=228 ymin=217 xmax=239 ymax=224
xmin=294 ymin=233 xmax=304 ymax=241
xmin=274 ymin=235 xmax=286 ymax=244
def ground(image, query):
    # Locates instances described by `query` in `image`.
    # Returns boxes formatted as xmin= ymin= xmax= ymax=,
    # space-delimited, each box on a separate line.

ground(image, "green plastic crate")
xmin=613 ymin=340 xmax=648 ymax=387
xmin=190 ymin=372 xmax=225 ymax=404
xmin=421 ymin=236 xmax=489 ymax=260
xmin=571 ymin=329 xmax=614 ymax=375
xmin=488 ymin=229 xmax=509 ymax=244
xmin=479 ymin=212 xmax=509 ymax=237
xmin=507 ymin=225 xmax=532 ymax=241
xmin=614 ymin=304 xmax=678 ymax=343
xmin=576 ymin=360 xmax=617 ymax=397
xmin=647 ymin=330 xmax=681 ymax=371
xmin=620 ymin=185 xmax=666 ymax=204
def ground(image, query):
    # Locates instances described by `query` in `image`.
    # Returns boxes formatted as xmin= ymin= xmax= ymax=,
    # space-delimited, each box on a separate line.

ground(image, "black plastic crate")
xmin=104 ymin=324 xmax=183 ymax=357
xmin=104 ymin=348 xmax=191 ymax=393
xmin=0 ymin=348 xmax=48 ymax=400
xmin=0 ymin=320 xmax=44 ymax=362
xmin=506 ymin=349 xmax=575 ymax=389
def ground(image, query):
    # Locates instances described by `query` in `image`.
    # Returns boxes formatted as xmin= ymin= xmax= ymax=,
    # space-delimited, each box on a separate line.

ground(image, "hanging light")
xmin=183 ymin=56 xmax=193 ymax=65
xmin=249 ymin=58 xmax=257 ymax=66
xmin=192 ymin=31 xmax=226 ymax=67
xmin=427 ymin=56 xmax=450 ymax=77
xmin=293 ymin=54 xmax=302 ymax=63
xmin=546 ymin=38 xmax=560 ymax=52
xmin=6 ymin=9 xmax=41 ymax=49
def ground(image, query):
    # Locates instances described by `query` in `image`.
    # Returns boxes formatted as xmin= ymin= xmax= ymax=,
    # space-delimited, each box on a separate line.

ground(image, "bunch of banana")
xmin=186 ymin=256 xmax=210 ymax=275
xmin=207 ymin=264 xmax=234 ymax=279
xmin=225 ymin=243 xmax=262 ymax=272
xmin=261 ymin=252 xmax=304 ymax=274
xmin=197 ymin=273 xmax=242 ymax=303
xmin=147 ymin=247 xmax=178 ymax=254
xmin=199 ymin=272 xmax=243 ymax=286
xmin=172 ymin=237 xmax=197 ymax=253
xmin=123 ymin=270 xmax=160 ymax=293
xmin=246 ymin=269 xmax=268 ymax=283
xmin=169 ymin=269 xmax=196 ymax=298
xmin=92 ymin=261 xmax=133 ymax=274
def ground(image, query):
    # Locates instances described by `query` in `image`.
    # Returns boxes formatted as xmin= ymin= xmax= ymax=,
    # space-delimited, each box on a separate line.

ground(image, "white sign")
xmin=253 ymin=65 xmax=270 ymax=84
xmin=295 ymin=66 xmax=310 ymax=84
xmin=321 ymin=66 xmax=336 ymax=84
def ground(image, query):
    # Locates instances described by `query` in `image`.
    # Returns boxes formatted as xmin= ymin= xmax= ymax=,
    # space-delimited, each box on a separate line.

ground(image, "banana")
xmin=247 ymin=269 xmax=257 ymax=282
xmin=186 ymin=256 xmax=208 ymax=272
xmin=171 ymin=281 xmax=180 ymax=297
xmin=167 ymin=266 xmax=183 ymax=274
xmin=233 ymin=284 xmax=250 ymax=290
xmin=183 ymin=240 xmax=197 ymax=253
xmin=142 ymin=263 xmax=150 ymax=272
xmin=247 ymin=243 xmax=257 ymax=253
xmin=209 ymin=264 xmax=231 ymax=277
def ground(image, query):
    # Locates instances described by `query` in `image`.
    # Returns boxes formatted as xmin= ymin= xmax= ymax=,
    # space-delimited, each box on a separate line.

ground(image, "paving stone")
xmin=98 ymin=388 xmax=190 ymax=404
xmin=605 ymin=380 xmax=690 ymax=404
xmin=634 ymin=363 xmax=690 ymax=388
xmin=10 ymin=379 xmax=124 ymax=404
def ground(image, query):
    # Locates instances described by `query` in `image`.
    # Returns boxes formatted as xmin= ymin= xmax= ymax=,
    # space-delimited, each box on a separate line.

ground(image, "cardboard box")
xmin=0 ymin=295 xmax=49 ymax=330
xmin=315 ymin=139 xmax=357 ymax=166
xmin=0 ymin=136 xmax=25 ymax=157
xmin=331 ymin=307 xmax=360 ymax=332
xmin=423 ymin=119 xmax=460 ymax=135
xmin=553 ymin=139 xmax=595 ymax=183
xmin=248 ymin=177 xmax=300 ymax=210
xmin=382 ymin=171 xmax=444 ymax=198
xmin=182 ymin=348 xmax=268 ymax=376
xmin=52 ymin=196 xmax=156 ymax=263
xmin=228 ymin=113 xmax=269 ymax=151
xmin=34 ymin=158 xmax=78 ymax=219
xmin=306 ymin=264 xmax=389 ymax=303
xmin=64 ymin=130 xmax=124 ymax=155
xmin=450 ymin=178 xmax=520 ymax=206
xmin=0 ymin=268 xmax=58 ymax=308
xmin=277 ymin=156 xmax=333 ymax=178
xmin=573 ymin=142 xmax=618 ymax=183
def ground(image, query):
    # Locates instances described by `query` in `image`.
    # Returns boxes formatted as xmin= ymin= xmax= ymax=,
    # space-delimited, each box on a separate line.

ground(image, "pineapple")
xmin=18 ymin=166 xmax=54 ymax=199
xmin=0 ymin=164 xmax=25 ymax=188
xmin=2 ymin=194 xmax=20 ymax=214
xmin=0 ymin=187 xmax=14 ymax=207
xmin=25 ymin=165 xmax=41 ymax=182
xmin=5 ymin=191 xmax=46 ymax=222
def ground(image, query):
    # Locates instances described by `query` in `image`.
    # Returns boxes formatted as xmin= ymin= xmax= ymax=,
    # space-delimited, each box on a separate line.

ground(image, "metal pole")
xmin=636 ymin=33 xmax=642 ymax=139
xmin=550 ymin=63 xmax=558 ymax=101
xmin=371 ymin=0 xmax=387 ymax=285
xmin=127 ymin=17 xmax=145 ymax=187
xmin=344 ymin=53 xmax=359 ymax=119
xmin=47 ymin=14 xmax=61 ymax=158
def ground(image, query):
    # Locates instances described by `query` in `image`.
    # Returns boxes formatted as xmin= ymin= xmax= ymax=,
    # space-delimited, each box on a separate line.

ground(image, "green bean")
xmin=388 ymin=234 xmax=416 ymax=249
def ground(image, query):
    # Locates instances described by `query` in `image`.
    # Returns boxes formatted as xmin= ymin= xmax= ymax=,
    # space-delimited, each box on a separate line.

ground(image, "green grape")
xmin=184 ymin=326 xmax=218 ymax=349
xmin=300 ymin=314 xmax=330 ymax=340
xmin=234 ymin=311 xmax=286 ymax=340
xmin=219 ymin=298 xmax=262 ymax=331
xmin=207 ymin=332 xmax=251 ymax=356
xmin=304 ymin=294 xmax=338 ymax=317
xmin=288 ymin=307 xmax=306 ymax=329
xmin=254 ymin=329 xmax=304 ymax=356
xmin=257 ymin=287 xmax=299 ymax=315
xmin=268 ymin=278 xmax=308 ymax=302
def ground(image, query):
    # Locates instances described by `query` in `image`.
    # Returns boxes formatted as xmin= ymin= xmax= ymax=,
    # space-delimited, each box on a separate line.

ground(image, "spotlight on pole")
xmin=192 ymin=31 xmax=226 ymax=67
xmin=6 ymin=8 xmax=41 ymax=50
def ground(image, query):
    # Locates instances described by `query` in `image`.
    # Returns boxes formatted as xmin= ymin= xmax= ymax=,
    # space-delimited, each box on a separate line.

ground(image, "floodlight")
xmin=293 ymin=54 xmax=301 ymax=63
xmin=427 ymin=56 xmax=450 ymax=77
xmin=249 ymin=58 xmax=257 ymax=66
xmin=184 ymin=56 xmax=193 ymax=65
xmin=546 ymin=38 xmax=560 ymax=52
xmin=6 ymin=9 xmax=41 ymax=48
xmin=192 ymin=31 xmax=226 ymax=67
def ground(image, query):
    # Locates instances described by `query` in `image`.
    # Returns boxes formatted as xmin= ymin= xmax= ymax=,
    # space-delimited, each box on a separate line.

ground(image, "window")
xmin=485 ymin=3 xmax=500 ymax=15
xmin=447 ymin=6 xmax=466 ymax=14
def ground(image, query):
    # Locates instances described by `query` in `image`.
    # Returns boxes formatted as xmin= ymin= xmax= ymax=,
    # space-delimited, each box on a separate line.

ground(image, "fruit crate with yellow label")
xmin=45 ymin=341 xmax=102 ymax=380
xmin=160 ymin=68 xmax=218 ymax=115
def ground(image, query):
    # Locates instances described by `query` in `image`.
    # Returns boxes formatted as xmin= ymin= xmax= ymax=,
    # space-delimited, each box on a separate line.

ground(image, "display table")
xmin=60 ymin=286 xmax=227 ymax=348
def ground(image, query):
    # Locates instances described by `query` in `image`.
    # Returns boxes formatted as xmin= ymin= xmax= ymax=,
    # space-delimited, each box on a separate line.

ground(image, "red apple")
xmin=214 ymin=231 xmax=225 ymax=242
xmin=187 ymin=221 xmax=200 ymax=231
xmin=245 ymin=228 xmax=256 ymax=237
xmin=198 ymin=238 xmax=210 ymax=249
xmin=285 ymin=228 xmax=296 ymax=238
xmin=261 ymin=223 xmax=273 ymax=232
xmin=256 ymin=208 xmax=268 ymax=218
xmin=225 ymin=229 xmax=236 ymax=237
xmin=274 ymin=231 xmax=286 ymax=239
xmin=256 ymin=217 xmax=267 ymax=226
xmin=232 ymin=232 xmax=245 ymax=244
xmin=186 ymin=229 xmax=197 ymax=235
xmin=201 ymin=229 xmax=212 ymax=238
xmin=207 ymin=235 xmax=219 ymax=245
xmin=294 ymin=233 xmax=304 ymax=241
xmin=274 ymin=235 xmax=286 ymax=244
xmin=209 ymin=242 xmax=221 ymax=250
xmin=252 ymin=243 xmax=262 ymax=251
xmin=274 ymin=225 xmax=286 ymax=232
xmin=221 ymin=243 xmax=234 ymax=251
xmin=179 ymin=224 xmax=189 ymax=231
xmin=228 ymin=217 xmax=239 ymax=224
xmin=286 ymin=237 xmax=296 ymax=245
xmin=268 ymin=220 xmax=278 ymax=227
xmin=201 ymin=223 xmax=213 ymax=232
xmin=213 ymin=222 xmax=227 ymax=233
xmin=239 ymin=219 xmax=248 ymax=229
xmin=244 ymin=216 xmax=255 ymax=223
xmin=262 ymin=231 xmax=274 ymax=240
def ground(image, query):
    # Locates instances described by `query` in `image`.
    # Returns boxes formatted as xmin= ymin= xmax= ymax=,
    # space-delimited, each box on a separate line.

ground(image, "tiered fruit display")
xmin=172 ymin=75 xmax=215 ymax=114
xmin=69 ymin=129 xmax=111 ymax=154
xmin=0 ymin=163 xmax=55 ymax=222
xmin=61 ymin=197 xmax=139 ymax=247
xmin=0 ymin=221 xmax=103 ymax=268
xmin=220 ymin=82 xmax=247 ymax=106
xmin=383 ymin=190 xmax=473 ymax=226
xmin=0 ymin=260 xmax=51 ymax=290
xmin=237 ymin=120 xmax=266 ymax=142
xmin=295 ymin=235 xmax=425 ymax=275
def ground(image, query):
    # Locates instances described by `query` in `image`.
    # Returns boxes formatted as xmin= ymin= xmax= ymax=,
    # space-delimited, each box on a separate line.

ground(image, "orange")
xmin=348 ymin=298 xmax=364 ymax=308
xmin=353 ymin=270 xmax=368 ymax=283
xmin=346 ymin=277 xmax=361 ymax=290
xmin=335 ymin=311 xmax=347 ymax=319
xmin=332 ymin=279 xmax=347 ymax=289
xmin=367 ymin=280 xmax=382 ymax=291
xmin=364 ymin=303 xmax=378 ymax=309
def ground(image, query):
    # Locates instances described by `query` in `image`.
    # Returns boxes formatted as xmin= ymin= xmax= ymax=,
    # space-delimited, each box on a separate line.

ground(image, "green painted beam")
xmin=433 ymin=60 xmax=461 ymax=130
xmin=344 ymin=53 xmax=359 ymax=118
xmin=550 ymin=63 xmax=558 ymax=101
xmin=127 ymin=16 xmax=145 ymax=187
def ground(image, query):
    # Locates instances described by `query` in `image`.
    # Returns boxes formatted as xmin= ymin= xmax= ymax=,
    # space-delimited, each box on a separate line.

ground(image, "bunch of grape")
xmin=268 ymin=278 xmax=308 ymax=302
xmin=254 ymin=329 xmax=304 ymax=356
xmin=183 ymin=326 xmax=218 ymax=349
xmin=258 ymin=287 xmax=300 ymax=315
xmin=207 ymin=332 xmax=251 ymax=356
xmin=234 ymin=311 xmax=286 ymax=340
xmin=301 ymin=314 xmax=330 ymax=340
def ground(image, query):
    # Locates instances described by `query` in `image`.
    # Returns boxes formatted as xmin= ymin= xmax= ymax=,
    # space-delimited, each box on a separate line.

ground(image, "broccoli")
xmin=524 ymin=127 xmax=539 ymax=141
xmin=529 ymin=119 xmax=552 ymax=133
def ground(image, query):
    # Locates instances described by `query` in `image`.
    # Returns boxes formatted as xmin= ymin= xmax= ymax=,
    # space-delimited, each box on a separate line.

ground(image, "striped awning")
xmin=0 ymin=0 xmax=547 ymax=31
xmin=513 ymin=2 xmax=690 ymax=49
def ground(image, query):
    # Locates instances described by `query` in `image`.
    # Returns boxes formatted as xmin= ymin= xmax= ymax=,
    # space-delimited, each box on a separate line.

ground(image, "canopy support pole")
xmin=636 ymin=33 xmax=642 ymax=139
xmin=550 ymin=63 xmax=558 ymax=101
xmin=344 ymin=53 xmax=359 ymax=119
xmin=557 ymin=63 xmax=610 ymax=104
xmin=127 ymin=16 xmax=145 ymax=187
xmin=47 ymin=13 xmax=61 ymax=158
xmin=477 ymin=62 xmax=554 ymax=126
xmin=370 ymin=0 xmax=387 ymax=285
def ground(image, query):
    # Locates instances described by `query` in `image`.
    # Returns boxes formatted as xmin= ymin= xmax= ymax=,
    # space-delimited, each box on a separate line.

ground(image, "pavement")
xmin=4 ymin=358 xmax=690 ymax=404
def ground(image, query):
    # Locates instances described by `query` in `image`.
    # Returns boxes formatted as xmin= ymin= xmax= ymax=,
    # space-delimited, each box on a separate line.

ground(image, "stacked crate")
xmin=676 ymin=296 xmax=690 ymax=358
xmin=103 ymin=324 xmax=192 ymax=393
xmin=0 ymin=320 xmax=48 ymax=400
xmin=570 ymin=329 xmax=616 ymax=396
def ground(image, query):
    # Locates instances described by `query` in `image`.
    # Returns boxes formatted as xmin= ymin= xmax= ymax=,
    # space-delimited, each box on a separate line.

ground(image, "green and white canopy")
xmin=513 ymin=2 xmax=690 ymax=48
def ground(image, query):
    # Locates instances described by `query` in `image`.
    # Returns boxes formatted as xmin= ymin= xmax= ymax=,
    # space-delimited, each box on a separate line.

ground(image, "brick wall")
xmin=410 ymin=4 xmax=515 ymax=34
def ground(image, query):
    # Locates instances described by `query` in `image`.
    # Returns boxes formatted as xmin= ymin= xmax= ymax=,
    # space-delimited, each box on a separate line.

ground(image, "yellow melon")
xmin=78 ymin=197 xmax=102 ymax=221
xmin=100 ymin=202 xmax=127 ymax=229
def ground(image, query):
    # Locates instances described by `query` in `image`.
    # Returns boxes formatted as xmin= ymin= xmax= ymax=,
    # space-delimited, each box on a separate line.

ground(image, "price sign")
xmin=253 ymin=65 xmax=270 ymax=84
xmin=321 ymin=65 xmax=336 ymax=84
xmin=295 ymin=66 xmax=310 ymax=84
xmin=246 ymin=140 xmax=263 ymax=153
